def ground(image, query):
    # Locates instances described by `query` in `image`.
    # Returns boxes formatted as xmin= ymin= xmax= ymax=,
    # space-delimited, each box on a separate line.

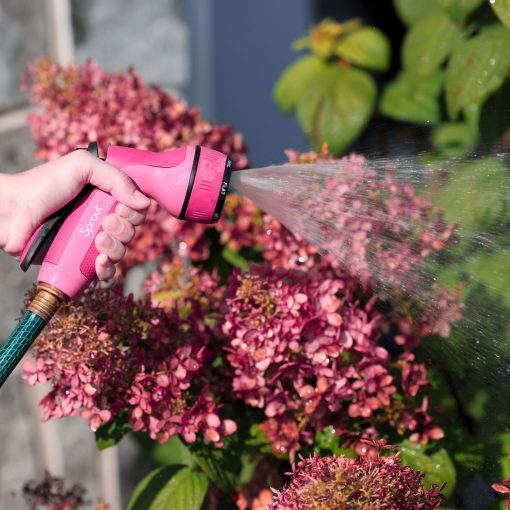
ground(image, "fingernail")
xmin=134 ymin=190 xmax=150 ymax=205
xmin=100 ymin=234 xmax=115 ymax=250
xmin=107 ymin=216 xmax=123 ymax=235
xmin=97 ymin=254 xmax=109 ymax=267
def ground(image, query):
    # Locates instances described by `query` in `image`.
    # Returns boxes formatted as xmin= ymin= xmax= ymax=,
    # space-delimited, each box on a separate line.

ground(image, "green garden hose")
xmin=0 ymin=283 xmax=67 ymax=388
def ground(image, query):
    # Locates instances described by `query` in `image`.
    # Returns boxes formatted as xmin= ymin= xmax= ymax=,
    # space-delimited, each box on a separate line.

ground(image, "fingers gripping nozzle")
xmin=20 ymin=144 xmax=233 ymax=300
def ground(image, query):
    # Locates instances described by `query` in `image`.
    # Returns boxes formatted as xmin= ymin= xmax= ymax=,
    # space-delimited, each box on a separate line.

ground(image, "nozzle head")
xmin=183 ymin=146 xmax=232 ymax=223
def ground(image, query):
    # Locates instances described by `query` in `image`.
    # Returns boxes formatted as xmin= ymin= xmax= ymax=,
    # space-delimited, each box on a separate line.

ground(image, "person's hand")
xmin=0 ymin=150 xmax=150 ymax=280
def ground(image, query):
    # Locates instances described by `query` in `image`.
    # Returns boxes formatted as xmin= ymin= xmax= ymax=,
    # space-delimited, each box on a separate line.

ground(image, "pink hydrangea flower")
xmin=269 ymin=451 xmax=445 ymax=509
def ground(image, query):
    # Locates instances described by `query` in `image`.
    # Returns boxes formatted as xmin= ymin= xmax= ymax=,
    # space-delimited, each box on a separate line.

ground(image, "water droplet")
xmin=90 ymin=353 xmax=95 ymax=359
xmin=179 ymin=241 xmax=187 ymax=251
xmin=298 ymin=256 xmax=306 ymax=263
xmin=91 ymin=427 xmax=97 ymax=432
xmin=266 ymin=229 xmax=272 ymax=236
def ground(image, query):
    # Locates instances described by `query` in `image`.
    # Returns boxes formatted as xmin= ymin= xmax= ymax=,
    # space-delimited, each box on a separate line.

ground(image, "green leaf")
xmin=437 ymin=0 xmax=485 ymax=23
xmin=446 ymin=24 xmax=510 ymax=118
xmin=490 ymin=0 xmax=510 ymax=29
xmin=297 ymin=65 xmax=376 ymax=155
xmin=380 ymin=71 xmax=443 ymax=124
xmin=398 ymin=441 xmax=456 ymax=498
xmin=431 ymin=113 xmax=478 ymax=156
xmin=128 ymin=466 xmax=208 ymax=510
xmin=273 ymin=56 xmax=329 ymax=115
xmin=95 ymin=412 xmax=131 ymax=451
xmin=334 ymin=27 xmax=391 ymax=71
xmin=153 ymin=436 xmax=194 ymax=467
xmin=395 ymin=0 xmax=485 ymax=25
xmin=189 ymin=436 xmax=243 ymax=493
xmin=394 ymin=0 xmax=438 ymax=25
xmin=433 ymin=156 xmax=510 ymax=233
xmin=403 ymin=11 xmax=462 ymax=78
xmin=314 ymin=426 xmax=356 ymax=457
xmin=222 ymin=247 xmax=248 ymax=271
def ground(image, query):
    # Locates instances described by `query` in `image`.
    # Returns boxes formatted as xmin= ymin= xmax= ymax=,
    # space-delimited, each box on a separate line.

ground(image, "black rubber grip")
xmin=178 ymin=146 xmax=201 ymax=220
xmin=20 ymin=142 xmax=99 ymax=272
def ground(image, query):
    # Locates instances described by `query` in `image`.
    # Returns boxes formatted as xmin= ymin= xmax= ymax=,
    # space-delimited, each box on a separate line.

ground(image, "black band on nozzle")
xmin=211 ymin=156 xmax=233 ymax=223
xmin=179 ymin=146 xmax=201 ymax=220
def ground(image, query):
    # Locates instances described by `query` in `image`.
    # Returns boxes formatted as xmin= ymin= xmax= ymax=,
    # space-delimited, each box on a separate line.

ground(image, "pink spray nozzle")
xmin=21 ymin=145 xmax=232 ymax=300
xmin=106 ymin=145 xmax=232 ymax=223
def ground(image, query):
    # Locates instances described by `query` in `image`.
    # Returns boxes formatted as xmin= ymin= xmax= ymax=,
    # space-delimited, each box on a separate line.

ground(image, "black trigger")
xmin=19 ymin=142 xmax=99 ymax=272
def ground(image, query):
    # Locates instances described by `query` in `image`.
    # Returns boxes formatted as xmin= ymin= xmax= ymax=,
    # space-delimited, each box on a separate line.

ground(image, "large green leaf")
xmin=446 ymin=24 xmax=510 ymax=118
xmin=490 ymin=0 xmax=510 ymax=29
xmin=394 ymin=0 xmax=438 ymax=25
xmin=334 ymin=27 xmax=391 ymax=71
xmin=153 ymin=436 xmax=194 ymax=467
xmin=433 ymin=157 xmax=510 ymax=233
xmin=380 ymin=71 xmax=443 ymax=124
xmin=128 ymin=466 xmax=208 ymax=510
xmin=189 ymin=435 xmax=244 ymax=493
xmin=95 ymin=412 xmax=131 ymax=451
xmin=273 ymin=55 xmax=328 ymax=115
xmin=403 ymin=10 xmax=462 ymax=78
xmin=398 ymin=441 xmax=456 ymax=498
xmin=297 ymin=65 xmax=376 ymax=155
xmin=395 ymin=0 xmax=484 ymax=25
xmin=437 ymin=0 xmax=485 ymax=22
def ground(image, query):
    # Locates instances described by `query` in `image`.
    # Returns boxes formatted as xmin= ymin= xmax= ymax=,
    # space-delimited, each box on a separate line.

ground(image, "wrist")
xmin=0 ymin=173 xmax=22 ymax=253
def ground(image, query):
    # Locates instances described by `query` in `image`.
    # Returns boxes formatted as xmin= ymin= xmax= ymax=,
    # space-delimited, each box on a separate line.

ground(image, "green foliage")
xmin=314 ymin=426 xmax=356 ymax=457
xmin=491 ymin=0 xmax=510 ymax=29
xmin=398 ymin=440 xmax=457 ymax=498
xmin=402 ymin=11 xmax=462 ymax=78
xmin=152 ymin=436 xmax=194 ymax=467
xmin=394 ymin=0 xmax=438 ymax=26
xmin=446 ymin=24 xmax=510 ymax=119
xmin=395 ymin=0 xmax=484 ymax=27
xmin=334 ymin=27 xmax=391 ymax=71
xmin=383 ymin=0 xmax=510 ymax=156
xmin=95 ymin=411 xmax=131 ymax=450
xmin=273 ymin=56 xmax=328 ymax=115
xmin=296 ymin=65 xmax=377 ymax=154
xmin=380 ymin=71 xmax=443 ymax=124
xmin=273 ymin=18 xmax=389 ymax=156
xmin=188 ymin=435 xmax=244 ymax=493
xmin=127 ymin=466 xmax=208 ymax=510
xmin=433 ymin=157 xmax=510 ymax=232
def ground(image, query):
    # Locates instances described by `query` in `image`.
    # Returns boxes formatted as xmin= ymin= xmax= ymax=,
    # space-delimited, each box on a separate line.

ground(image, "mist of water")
xmin=230 ymin=154 xmax=510 ymax=398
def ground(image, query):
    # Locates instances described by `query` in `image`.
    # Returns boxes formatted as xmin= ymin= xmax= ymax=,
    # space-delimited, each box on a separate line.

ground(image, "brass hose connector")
xmin=27 ymin=283 xmax=69 ymax=322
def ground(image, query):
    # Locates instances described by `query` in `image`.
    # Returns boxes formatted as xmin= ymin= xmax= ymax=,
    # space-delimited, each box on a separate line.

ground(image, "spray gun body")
xmin=0 ymin=144 xmax=231 ymax=388
xmin=21 ymin=145 xmax=232 ymax=299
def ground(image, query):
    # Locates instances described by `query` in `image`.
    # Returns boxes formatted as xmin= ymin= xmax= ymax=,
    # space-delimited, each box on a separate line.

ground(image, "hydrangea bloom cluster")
xmin=23 ymin=58 xmax=248 ymax=166
xmin=269 ymin=451 xmax=445 ymax=510
xmin=22 ymin=58 xmax=250 ymax=274
xmin=21 ymin=471 xmax=110 ymax=510
xmin=23 ymin=263 xmax=235 ymax=447
xmin=224 ymin=265 xmax=443 ymax=457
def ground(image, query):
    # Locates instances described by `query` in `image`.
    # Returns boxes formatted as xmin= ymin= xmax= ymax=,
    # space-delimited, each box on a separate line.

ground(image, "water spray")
xmin=0 ymin=143 xmax=233 ymax=388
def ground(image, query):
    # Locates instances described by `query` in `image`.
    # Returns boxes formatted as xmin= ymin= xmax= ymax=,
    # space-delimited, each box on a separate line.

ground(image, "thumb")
xmin=78 ymin=151 xmax=151 ymax=210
